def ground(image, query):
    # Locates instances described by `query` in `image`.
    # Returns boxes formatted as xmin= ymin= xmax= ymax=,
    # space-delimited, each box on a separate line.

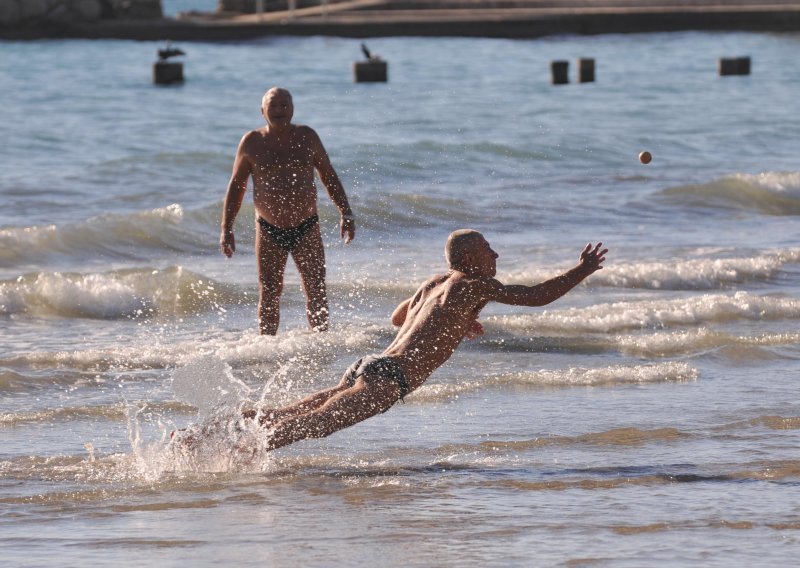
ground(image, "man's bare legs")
xmin=256 ymin=222 xmax=328 ymax=335
xmin=263 ymin=373 xmax=402 ymax=451
xmin=256 ymin=224 xmax=289 ymax=335
xmin=292 ymin=224 xmax=328 ymax=332
xmin=243 ymin=378 xmax=350 ymax=427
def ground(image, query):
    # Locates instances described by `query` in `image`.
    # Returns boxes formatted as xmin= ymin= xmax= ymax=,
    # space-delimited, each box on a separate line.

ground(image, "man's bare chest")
xmin=249 ymin=138 xmax=314 ymax=170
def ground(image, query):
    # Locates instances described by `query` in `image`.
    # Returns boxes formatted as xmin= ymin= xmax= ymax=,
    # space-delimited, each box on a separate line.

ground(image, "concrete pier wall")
xmin=3 ymin=0 xmax=800 ymax=40
xmin=0 ymin=0 xmax=161 ymax=27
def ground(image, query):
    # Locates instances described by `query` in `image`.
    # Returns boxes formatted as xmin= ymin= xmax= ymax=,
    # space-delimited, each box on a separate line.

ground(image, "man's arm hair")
xmin=491 ymin=243 xmax=607 ymax=307
xmin=492 ymin=266 xmax=591 ymax=307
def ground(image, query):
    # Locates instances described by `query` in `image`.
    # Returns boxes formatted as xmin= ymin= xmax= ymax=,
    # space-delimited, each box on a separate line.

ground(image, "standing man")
xmin=221 ymin=87 xmax=355 ymax=335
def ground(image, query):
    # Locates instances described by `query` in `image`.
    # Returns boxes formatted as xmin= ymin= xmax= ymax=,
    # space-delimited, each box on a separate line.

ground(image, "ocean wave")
xmin=661 ymin=172 xmax=800 ymax=215
xmin=0 ymin=192 xmax=483 ymax=271
xmin=613 ymin=329 xmax=800 ymax=358
xmin=714 ymin=415 xmax=800 ymax=433
xmin=0 ymin=368 xmax=111 ymax=393
xmin=0 ymin=401 xmax=191 ymax=427
xmin=504 ymin=247 xmax=800 ymax=290
xmin=0 ymin=203 xmax=217 ymax=268
xmin=490 ymin=291 xmax=800 ymax=334
xmin=411 ymin=362 xmax=697 ymax=403
xmin=1 ymin=325 xmax=383 ymax=377
xmin=461 ymin=427 xmax=690 ymax=454
xmin=4 ymin=451 xmax=798 ymax=498
xmin=475 ymin=327 xmax=800 ymax=360
xmin=486 ymin=461 xmax=800 ymax=492
xmin=0 ymin=266 xmax=241 ymax=319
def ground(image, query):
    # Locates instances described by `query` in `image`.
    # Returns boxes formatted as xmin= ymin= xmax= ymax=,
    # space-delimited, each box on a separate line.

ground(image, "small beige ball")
xmin=639 ymin=151 xmax=652 ymax=165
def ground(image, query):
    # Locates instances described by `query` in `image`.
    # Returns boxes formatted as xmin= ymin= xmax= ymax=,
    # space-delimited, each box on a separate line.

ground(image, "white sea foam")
xmin=742 ymin=171 xmax=800 ymax=195
xmin=4 ymin=324 xmax=382 ymax=380
xmin=614 ymin=329 xmax=800 ymax=358
xmin=413 ymin=362 xmax=698 ymax=402
xmin=593 ymin=251 xmax=800 ymax=290
xmin=0 ymin=266 xmax=240 ymax=319
xmin=504 ymin=248 xmax=800 ymax=290
xmin=490 ymin=291 xmax=800 ymax=334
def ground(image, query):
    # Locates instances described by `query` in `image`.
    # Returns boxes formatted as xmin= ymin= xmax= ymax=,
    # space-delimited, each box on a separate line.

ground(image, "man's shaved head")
xmin=445 ymin=229 xmax=484 ymax=269
xmin=262 ymin=87 xmax=292 ymax=109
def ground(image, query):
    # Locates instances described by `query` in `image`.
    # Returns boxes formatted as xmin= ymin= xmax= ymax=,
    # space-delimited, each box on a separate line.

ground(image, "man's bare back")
xmin=384 ymin=231 xmax=606 ymax=388
xmin=381 ymin=271 xmax=486 ymax=387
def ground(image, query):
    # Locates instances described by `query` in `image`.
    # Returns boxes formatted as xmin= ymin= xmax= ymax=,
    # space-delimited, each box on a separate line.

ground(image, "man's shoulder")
xmin=241 ymin=129 xmax=264 ymax=145
xmin=292 ymin=124 xmax=319 ymax=138
xmin=448 ymin=274 xmax=501 ymax=300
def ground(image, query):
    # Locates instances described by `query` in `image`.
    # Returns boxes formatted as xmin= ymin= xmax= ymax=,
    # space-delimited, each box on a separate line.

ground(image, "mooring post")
xmin=354 ymin=43 xmax=388 ymax=83
xmin=719 ymin=56 xmax=751 ymax=76
xmin=153 ymin=41 xmax=186 ymax=85
xmin=578 ymin=58 xmax=595 ymax=83
xmin=551 ymin=60 xmax=569 ymax=85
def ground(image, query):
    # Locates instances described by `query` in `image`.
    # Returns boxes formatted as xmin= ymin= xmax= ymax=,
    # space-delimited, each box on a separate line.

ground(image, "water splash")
xmin=125 ymin=354 xmax=280 ymax=475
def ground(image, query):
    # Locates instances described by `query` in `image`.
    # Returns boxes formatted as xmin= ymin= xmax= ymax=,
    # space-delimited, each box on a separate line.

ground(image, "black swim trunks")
xmin=343 ymin=355 xmax=410 ymax=405
xmin=258 ymin=215 xmax=319 ymax=252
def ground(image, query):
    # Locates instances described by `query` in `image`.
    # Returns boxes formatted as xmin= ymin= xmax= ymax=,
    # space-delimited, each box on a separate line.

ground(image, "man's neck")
xmin=450 ymin=266 xmax=482 ymax=278
xmin=265 ymin=123 xmax=292 ymax=136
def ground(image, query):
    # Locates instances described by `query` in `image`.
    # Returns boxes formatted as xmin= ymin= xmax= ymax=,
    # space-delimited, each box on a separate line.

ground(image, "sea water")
xmin=1 ymin=31 xmax=799 ymax=566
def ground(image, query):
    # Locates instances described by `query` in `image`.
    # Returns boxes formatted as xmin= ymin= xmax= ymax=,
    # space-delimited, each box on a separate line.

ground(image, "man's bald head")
xmin=445 ymin=229 xmax=485 ymax=270
xmin=262 ymin=87 xmax=292 ymax=109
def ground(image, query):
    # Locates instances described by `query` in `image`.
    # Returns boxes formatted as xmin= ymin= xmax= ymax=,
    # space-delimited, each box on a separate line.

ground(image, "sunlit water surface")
xmin=1 ymin=30 xmax=800 ymax=567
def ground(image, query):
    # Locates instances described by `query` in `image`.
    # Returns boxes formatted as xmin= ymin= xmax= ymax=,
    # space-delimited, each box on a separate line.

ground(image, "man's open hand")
xmin=579 ymin=242 xmax=607 ymax=274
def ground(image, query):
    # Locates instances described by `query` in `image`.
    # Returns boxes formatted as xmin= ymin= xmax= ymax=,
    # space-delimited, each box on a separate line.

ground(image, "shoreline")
xmin=3 ymin=2 xmax=800 ymax=41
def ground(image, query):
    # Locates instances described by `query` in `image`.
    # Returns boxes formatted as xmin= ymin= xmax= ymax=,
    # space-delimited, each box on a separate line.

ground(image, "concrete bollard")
xmin=719 ymin=56 xmax=751 ymax=76
xmin=578 ymin=58 xmax=595 ymax=83
xmin=154 ymin=41 xmax=186 ymax=85
xmin=551 ymin=60 xmax=569 ymax=85
xmin=718 ymin=58 xmax=737 ymax=75
xmin=153 ymin=61 xmax=184 ymax=85
xmin=737 ymin=56 xmax=751 ymax=75
xmin=354 ymin=60 xmax=388 ymax=83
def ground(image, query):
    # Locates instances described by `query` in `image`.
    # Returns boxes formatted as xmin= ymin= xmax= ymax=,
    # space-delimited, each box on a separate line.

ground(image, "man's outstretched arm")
xmin=494 ymin=243 xmax=607 ymax=307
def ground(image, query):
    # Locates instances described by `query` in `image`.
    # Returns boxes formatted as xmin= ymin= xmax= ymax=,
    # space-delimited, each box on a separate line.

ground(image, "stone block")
xmin=354 ymin=60 xmax=388 ymax=83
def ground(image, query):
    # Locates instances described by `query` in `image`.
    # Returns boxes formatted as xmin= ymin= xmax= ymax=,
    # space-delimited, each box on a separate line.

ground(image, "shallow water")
xmin=1 ymin=31 xmax=799 ymax=566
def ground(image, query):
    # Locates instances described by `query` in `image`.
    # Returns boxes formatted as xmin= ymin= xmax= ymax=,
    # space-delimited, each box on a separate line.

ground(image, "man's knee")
xmin=297 ymin=261 xmax=326 ymax=288
xmin=259 ymin=282 xmax=282 ymax=300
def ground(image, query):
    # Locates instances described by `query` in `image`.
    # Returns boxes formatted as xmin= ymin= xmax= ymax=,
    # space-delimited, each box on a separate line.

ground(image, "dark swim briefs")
xmin=343 ymin=355 xmax=411 ymax=405
xmin=258 ymin=214 xmax=319 ymax=252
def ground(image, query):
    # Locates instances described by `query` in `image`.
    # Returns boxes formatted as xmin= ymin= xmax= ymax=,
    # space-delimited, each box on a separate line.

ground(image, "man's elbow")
xmin=391 ymin=307 xmax=407 ymax=327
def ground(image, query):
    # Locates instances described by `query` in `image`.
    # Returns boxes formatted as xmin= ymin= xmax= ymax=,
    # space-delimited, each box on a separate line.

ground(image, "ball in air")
xmin=639 ymin=151 xmax=652 ymax=165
